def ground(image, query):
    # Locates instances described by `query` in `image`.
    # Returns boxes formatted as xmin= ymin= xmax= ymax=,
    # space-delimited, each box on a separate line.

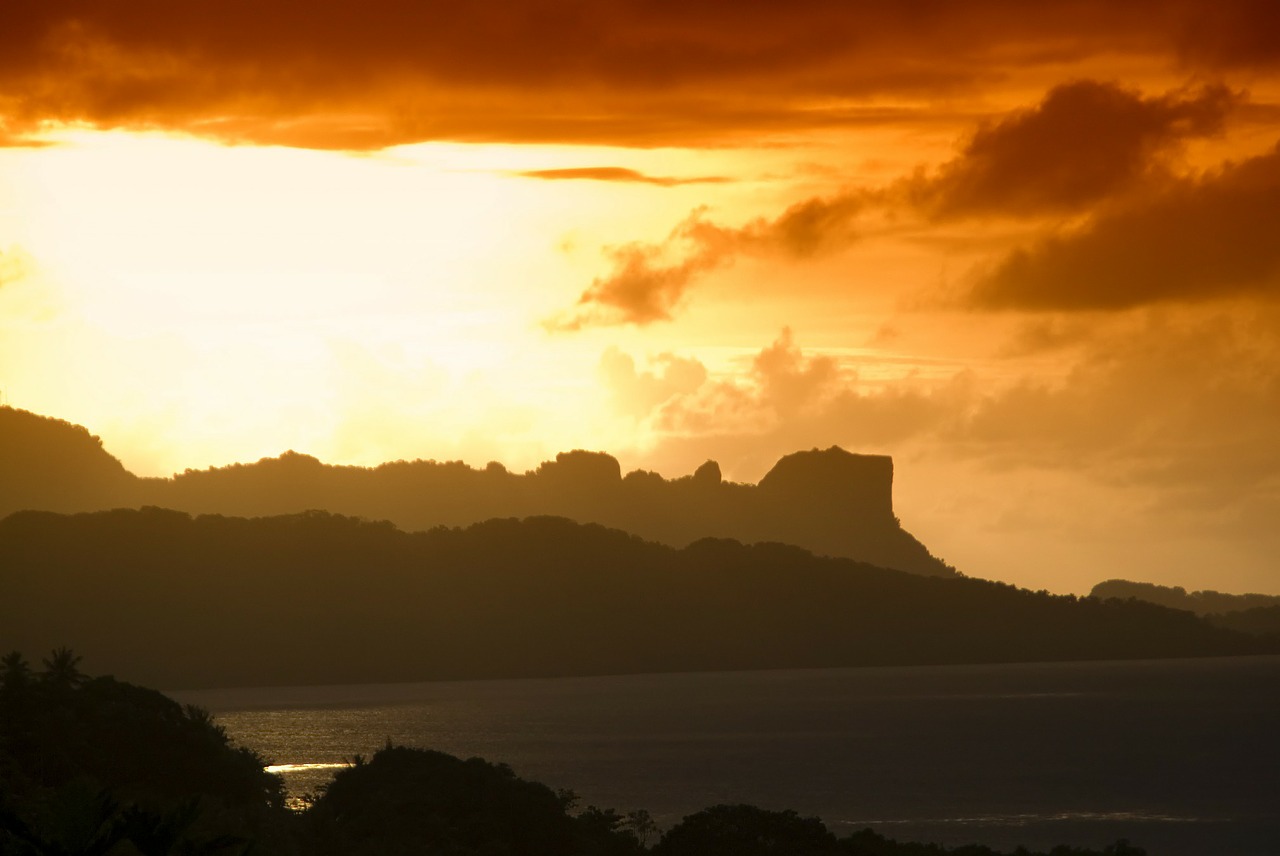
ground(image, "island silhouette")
xmin=0 ymin=406 xmax=949 ymax=577
xmin=1 ymin=507 xmax=1270 ymax=689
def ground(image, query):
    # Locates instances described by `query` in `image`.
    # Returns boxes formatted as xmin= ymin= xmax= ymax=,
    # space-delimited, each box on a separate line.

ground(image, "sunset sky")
xmin=2 ymin=1 xmax=1278 ymax=595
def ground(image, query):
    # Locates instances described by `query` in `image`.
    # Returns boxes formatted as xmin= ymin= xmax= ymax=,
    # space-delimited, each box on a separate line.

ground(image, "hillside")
xmin=1091 ymin=579 xmax=1280 ymax=638
xmin=0 ymin=508 xmax=1268 ymax=690
xmin=0 ymin=407 xmax=142 ymax=514
xmin=1090 ymin=579 xmax=1280 ymax=615
xmin=0 ymin=406 xmax=950 ymax=576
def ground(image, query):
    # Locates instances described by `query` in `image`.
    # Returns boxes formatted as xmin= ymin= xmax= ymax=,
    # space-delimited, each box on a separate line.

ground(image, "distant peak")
xmin=693 ymin=459 xmax=722 ymax=484
xmin=535 ymin=449 xmax=622 ymax=483
xmin=759 ymin=446 xmax=892 ymax=487
xmin=758 ymin=446 xmax=894 ymax=519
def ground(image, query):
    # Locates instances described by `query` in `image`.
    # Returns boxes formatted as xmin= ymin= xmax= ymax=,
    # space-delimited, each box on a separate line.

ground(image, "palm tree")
xmin=41 ymin=647 xmax=86 ymax=690
xmin=1 ymin=650 xmax=32 ymax=691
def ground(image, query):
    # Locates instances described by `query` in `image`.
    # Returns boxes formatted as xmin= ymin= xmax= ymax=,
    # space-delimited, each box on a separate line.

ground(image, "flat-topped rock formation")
xmin=0 ymin=406 xmax=952 ymax=576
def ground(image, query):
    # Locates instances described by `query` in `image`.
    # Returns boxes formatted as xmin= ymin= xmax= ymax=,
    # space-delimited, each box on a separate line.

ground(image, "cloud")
xmin=628 ymin=328 xmax=958 ymax=453
xmin=622 ymin=312 xmax=1279 ymax=489
xmin=966 ymin=143 xmax=1280 ymax=309
xmin=0 ymin=122 xmax=54 ymax=148
xmin=546 ymin=219 xmax=730 ymax=331
xmin=550 ymin=193 xmax=867 ymax=329
xmin=1171 ymin=0 xmax=1280 ymax=71
xmin=551 ymin=78 xmax=1250 ymax=330
xmin=1 ymin=1 xmax=1275 ymax=148
xmin=514 ymin=167 xmax=730 ymax=186
xmin=599 ymin=347 xmax=708 ymax=419
xmin=909 ymin=81 xmax=1238 ymax=219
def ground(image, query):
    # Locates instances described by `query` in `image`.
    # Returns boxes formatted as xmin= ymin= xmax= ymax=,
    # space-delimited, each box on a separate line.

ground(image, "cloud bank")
xmin=968 ymin=144 xmax=1280 ymax=309
xmin=3 ymin=1 xmax=1276 ymax=148
xmin=556 ymin=79 xmax=1255 ymax=328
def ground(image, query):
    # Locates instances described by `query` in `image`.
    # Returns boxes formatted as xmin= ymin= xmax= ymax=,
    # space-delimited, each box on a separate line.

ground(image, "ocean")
xmin=170 ymin=655 xmax=1280 ymax=855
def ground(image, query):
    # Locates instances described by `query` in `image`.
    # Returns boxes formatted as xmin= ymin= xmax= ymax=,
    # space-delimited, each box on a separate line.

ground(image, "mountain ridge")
xmin=0 ymin=405 xmax=951 ymax=576
xmin=2 ymin=507 xmax=1268 ymax=690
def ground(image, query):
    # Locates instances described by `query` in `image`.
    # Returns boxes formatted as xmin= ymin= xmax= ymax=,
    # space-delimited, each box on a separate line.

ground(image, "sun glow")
xmin=2 ymin=129 xmax=774 ymax=473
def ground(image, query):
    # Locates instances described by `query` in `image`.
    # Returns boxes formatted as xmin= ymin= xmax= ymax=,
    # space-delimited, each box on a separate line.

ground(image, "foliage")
xmin=654 ymin=804 xmax=838 ymax=856
xmin=0 ymin=650 xmax=291 ymax=856
xmin=303 ymin=744 xmax=578 ymax=856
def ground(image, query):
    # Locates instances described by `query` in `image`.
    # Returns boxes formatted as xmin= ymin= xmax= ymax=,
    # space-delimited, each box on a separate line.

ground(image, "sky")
xmin=1 ymin=0 xmax=1278 ymax=595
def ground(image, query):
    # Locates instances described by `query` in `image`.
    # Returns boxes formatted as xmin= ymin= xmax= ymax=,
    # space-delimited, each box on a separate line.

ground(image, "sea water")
xmin=170 ymin=655 xmax=1280 ymax=855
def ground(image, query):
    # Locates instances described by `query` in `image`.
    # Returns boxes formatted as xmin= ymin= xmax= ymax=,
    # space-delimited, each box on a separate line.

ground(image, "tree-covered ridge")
xmin=1 ymin=509 xmax=1271 ymax=691
xmin=1090 ymin=579 xmax=1280 ymax=615
xmin=0 ymin=655 xmax=1148 ymax=855
xmin=1090 ymin=579 xmax=1280 ymax=638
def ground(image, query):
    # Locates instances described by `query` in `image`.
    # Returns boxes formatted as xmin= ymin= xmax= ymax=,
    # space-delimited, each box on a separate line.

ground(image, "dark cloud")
xmin=1 ymin=1 xmax=1275 ymax=148
xmin=910 ymin=81 xmax=1238 ymax=219
xmin=1172 ymin=0 xmax=1280 ymax=70
xmin=967 ymin=143 xmax=1280 ymax=310
xmin=553 ymin=78 xmax=1242 ymax=329
xmin=515 ymin=167 xmax=730 ymax=186
xmin=549 ymin=192 xmax=867 ymax=330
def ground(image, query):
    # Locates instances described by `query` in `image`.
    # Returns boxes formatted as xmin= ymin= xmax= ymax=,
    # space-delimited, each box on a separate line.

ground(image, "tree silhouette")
xmin=1 ymin=781 xmax=126 ymax=856
xmin=2 ymin=650 xmax=32 ymax=690
xmin=120 ymin=798 xmax=251 ymax=856
xmin=41 ymin=646 xmax=86 ymax=690
xmin=654 ymin=804 xmax=838 ymax=856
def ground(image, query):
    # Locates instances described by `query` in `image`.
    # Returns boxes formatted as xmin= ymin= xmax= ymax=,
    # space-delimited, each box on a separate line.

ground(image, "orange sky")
xmin=2 ymin=0 xmax=1278 ymax=594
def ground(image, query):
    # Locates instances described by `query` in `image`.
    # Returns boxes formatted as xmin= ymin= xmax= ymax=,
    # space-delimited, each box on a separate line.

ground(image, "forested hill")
xmin=1091 ymin=578 xmax=1280 ymax=638
xmin=1 ymin=508 xmax=1269 ymax=690
xmin=1091 ymin=579 xmax=1280 ymax=615
xmin=0 ymin=405 xmax=949 ymax=576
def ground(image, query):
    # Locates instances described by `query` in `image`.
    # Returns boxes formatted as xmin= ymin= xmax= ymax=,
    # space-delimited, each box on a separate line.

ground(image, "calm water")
xmin=170 ymin=656 xmax=1280 ymax=855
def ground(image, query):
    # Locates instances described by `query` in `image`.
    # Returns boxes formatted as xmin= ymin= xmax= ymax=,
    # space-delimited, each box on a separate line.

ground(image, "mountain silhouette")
xmin=1091 ymin=579 xmax=1280 ymax=615
xmin=0 ymin=406 xmax=950 ymax=576
xmin=0 ymin=408 xmax=139 ymax=513
xmin=1091 ymin=578 xmax=1280 ymax=638
xmin=1 ymin=508 xmax=1267 ymax=689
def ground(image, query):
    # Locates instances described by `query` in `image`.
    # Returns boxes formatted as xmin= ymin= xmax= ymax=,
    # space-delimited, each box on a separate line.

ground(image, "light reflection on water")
xmin=171 ymin=656 xmax=1280 ymax=856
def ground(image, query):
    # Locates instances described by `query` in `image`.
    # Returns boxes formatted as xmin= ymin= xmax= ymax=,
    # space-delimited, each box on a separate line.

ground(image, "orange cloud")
xmin=599 ymin=347 xmax=708 ymax=419
xmin=515 ymin=167 xmax=730 ymax=186
xmin=2 ymin=1 xmax=1276 ymax=148
xmin=967 ymin=143 xmax=1280 ymax=309
xmin=549 ymin=193 xmax=867 ymax=329
xmin=553 ymin=79 xmax=1245 ymax=329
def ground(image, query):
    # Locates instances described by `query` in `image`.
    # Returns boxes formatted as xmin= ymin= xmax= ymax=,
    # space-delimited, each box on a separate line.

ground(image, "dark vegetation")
xmin=0 ymin=653 xmax=1147 ymax=856
xmin=1090 ymin=579 xmax=1280 ymax=615
xmin=0 ymin=406 xmax=949 ymax=576
xmin=0 ymin=649 xmax=288 ymax=855
xmin=2 ymin=509 xmax=1272 ymax=690
xmin=1091 ymin=579 xmax=1280 ymax=638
